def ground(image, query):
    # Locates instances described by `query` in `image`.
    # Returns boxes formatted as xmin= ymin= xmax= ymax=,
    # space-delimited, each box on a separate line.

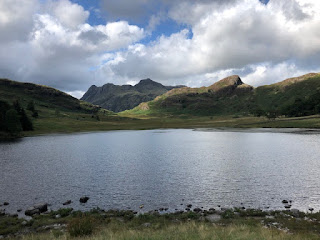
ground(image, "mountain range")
xmin=128 ymin=73 xmax=320 ymax=117
xmin=81 ymin=79 xmax=185 ymax=112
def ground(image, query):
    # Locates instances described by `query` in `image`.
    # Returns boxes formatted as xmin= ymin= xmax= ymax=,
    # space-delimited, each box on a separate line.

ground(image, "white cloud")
xmin=51 ymin=0 xmax=89 ymax=29
xmin=0 ymin=0 xmax=37 ymax=42
xmin=104 ymin=0 xmax=320 ymax=87
xmin=0 ymin=0 xmax=320 ymax=96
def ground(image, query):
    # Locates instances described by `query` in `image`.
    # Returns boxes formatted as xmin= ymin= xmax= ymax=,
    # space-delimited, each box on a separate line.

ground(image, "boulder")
xmin=193 ymin=208 xmax=202 ymax=213
xmin=33 ymin=203 xmax=48 ymax=213
xmin=79 ymin=197 xmax=89 ymax=203
xmin=205 ymin=214 xmax=221 ymax=222
xmin=63 ymin=200 xmax=72 ymax=206
xmin=25 ymin=207 xmax=40 ymax=216
xmin=25 ymin=203 xmax=48 ymax=216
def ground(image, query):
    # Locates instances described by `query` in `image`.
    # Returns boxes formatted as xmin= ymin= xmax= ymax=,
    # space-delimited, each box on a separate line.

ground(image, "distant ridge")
xmin=81 ymin=78 xmax=185 ymax=112
xmin=128 ymin=73 xmax=320 ymax=117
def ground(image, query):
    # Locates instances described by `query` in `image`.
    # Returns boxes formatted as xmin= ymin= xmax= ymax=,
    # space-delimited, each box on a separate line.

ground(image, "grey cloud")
xmin=79 ymin=30 xmax=109 ymax=45
xmin=100 ymin=0 xmax=238 ymax=23
xmin=0 ymin=0 xmax=36 ymax=42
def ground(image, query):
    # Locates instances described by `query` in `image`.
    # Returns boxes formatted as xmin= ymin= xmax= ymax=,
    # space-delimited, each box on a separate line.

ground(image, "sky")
xmin=0 ymin=0 xmax=320 ymax=98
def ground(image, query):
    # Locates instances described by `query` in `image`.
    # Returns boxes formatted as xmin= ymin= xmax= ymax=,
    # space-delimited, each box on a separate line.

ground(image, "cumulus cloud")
xmin=0 ymin=0 xmax=37 ymax=42
xmin=0 ymin=0 xmax=145 ymax=95
xmin=50 ymin=0 xmax=90 ymax=29
xmin=104 ymin=0 xmax=320 ymax=86
xmin=0 ymin=0 xmax=320 ymax=98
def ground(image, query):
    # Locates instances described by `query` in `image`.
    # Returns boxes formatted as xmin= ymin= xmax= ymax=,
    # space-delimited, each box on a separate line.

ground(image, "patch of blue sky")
xmin=259 ymin=0 xmax=270 ymax=5
xmin=140 ymin=18 xmax=193 ymax=45
xmin=70 ymin=0 xmax=106 ymax=26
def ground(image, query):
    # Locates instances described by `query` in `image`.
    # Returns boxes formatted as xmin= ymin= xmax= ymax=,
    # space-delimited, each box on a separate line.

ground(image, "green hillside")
xmin=0 ymin=79 xmax=132 ymax=137
xmin=124 ymin=73 xmax=320 ymax=118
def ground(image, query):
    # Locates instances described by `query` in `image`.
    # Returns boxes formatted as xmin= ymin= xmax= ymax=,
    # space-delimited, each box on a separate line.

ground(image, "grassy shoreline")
xmin=1 ymin=207 xmax=320 ymax=239
xmin=18 ymin=114 xmax=320 ymax=138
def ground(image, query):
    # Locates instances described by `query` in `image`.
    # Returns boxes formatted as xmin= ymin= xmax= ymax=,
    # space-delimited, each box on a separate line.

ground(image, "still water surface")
xmin=1 ymin=129 xmax=320 ymax=214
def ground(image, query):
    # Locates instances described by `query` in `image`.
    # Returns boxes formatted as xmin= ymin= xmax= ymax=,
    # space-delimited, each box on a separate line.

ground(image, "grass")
xmin=2 ymin=208 xmax=320 ymax=239
xmin=20 ymin=113 xmax=320 ymax=137
xmin=9 ymin=217 xmax=320 ymax=240
xmin=19 ymin=222 xmax=318 ymax=240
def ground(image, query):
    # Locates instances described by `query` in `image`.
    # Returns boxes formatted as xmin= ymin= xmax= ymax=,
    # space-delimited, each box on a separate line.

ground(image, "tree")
xmin=0 ymin=100 xmax=10 ymax=131
xmin=20 ymin=108 xmax=33 ymax=131
xmin=5 ymin=109 xmax=22 ymax=135
xmin=27 ymin=100 xmax=35 ymax=112
xmin=13 ymin=100 xmax=22 ymax=114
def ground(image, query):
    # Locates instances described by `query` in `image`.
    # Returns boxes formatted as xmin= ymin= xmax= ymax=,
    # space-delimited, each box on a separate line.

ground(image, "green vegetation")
xmin=2 ymin=208 xmax=320 ymax=239
xmin=125 ymin=73 xmax=320 ymax=119
xmin=0 ymin=99 xmax=33 ymax=137
xmin=1 ymin=74 xmax=320 ymax=139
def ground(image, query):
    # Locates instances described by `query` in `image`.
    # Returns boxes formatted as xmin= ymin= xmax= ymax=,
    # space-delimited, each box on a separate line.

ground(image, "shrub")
xmin=67 ymin=215 xmax=94 ymax=237
xmin=221 ymin=209 xmax=235 ymax=219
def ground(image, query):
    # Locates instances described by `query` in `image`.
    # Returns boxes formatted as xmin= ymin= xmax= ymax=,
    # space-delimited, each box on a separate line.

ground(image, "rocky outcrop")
xmin=81 ymin=79 xmax=185 ymax=112
xmin=25 ymin=203 xmax=48 ymax=216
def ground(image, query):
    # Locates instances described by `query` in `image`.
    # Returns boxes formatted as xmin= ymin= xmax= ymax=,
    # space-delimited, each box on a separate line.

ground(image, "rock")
xmin=193 ymin=208 xmax=202 ymax=213
xmin=0 ymin=210 xmax=5 ymax=216
xmin=63 ymin=200 xmax=72 ymax=205
xmin=139 ymin=204 xmax=144 ymax=209
xmin=25 ymin=207 xmax=40 ymax=216
xmin=282 ymin=200 xmax=288 ymax=204
xmin=79 ymin=197 xmax=89 ymax=203
xmin=33 ymin=203 xmax=48 ymax=213
xmin=22 ymin=221 xmax=27 ymax=226
xmin=3 ymin=202 xmax=9 ymax=206
xmin=208 ymin=208 xmax=215 ymax=213
xmin=142 ymin=223 xmax=151 ymax=227
xmin=265 ymin=215 xmax=275 ymax=219
xmin=291 ymin=209 xmax=300 ymax=217
xmin=55 ymin=214 xmax=61 ymax=219
xmin=205 ymin=214 xmax=221 ymax=223
xmin=24 ymin=203 xmax=48 ymax=216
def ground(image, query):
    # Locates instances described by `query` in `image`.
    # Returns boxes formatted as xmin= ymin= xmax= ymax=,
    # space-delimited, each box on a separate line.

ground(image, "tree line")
xmin=250 ymin=91 xmax=320 ymax=119
xmin=0 ymin=100 xmax=35 ymax=136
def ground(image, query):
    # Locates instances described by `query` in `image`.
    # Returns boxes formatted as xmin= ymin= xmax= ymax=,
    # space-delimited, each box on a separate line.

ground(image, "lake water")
xmin=1 ymin=129 xmax=320 ymax=215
